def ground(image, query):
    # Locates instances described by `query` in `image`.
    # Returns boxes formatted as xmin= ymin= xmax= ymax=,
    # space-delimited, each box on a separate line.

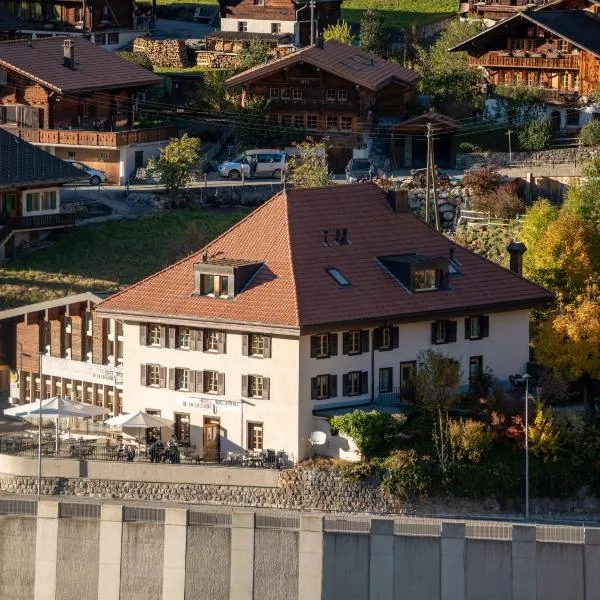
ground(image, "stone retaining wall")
xmin=456 ymin=147 xmax=596 ymax=169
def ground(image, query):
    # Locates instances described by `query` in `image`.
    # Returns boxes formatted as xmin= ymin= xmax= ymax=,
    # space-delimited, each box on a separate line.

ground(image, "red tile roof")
xmin=226 ymin=40 xmax=420 ymax=91
xmin=0 ymin=37 xmax=160 ymax=93
xmin=97 ymin=183 xmax=552 ymax=330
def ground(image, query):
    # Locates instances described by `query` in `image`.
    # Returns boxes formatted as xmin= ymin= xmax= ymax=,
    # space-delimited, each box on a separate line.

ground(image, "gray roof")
xmin=0 ymin=128 xmax=84 ymax=189
xmin=0 ymin=292 xmax=109 ymax=320
xmin=449 ymin=10 xmax=600 ymax=58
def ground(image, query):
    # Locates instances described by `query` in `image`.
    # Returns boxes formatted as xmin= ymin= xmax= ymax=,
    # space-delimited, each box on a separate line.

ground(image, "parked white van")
xmin=218 ymin=149 xmax=288 ymax=180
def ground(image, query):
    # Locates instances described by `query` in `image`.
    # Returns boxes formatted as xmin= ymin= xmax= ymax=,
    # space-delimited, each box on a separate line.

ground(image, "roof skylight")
xmin=326 ymin=268 xmax=351 ymax=287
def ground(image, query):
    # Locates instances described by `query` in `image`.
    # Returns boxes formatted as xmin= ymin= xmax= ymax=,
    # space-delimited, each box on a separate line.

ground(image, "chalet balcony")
xmin=268 ymin=97 xmax=361 ymax=110
xmin=14 ymin=126 xmax=178 ymax=149
xmin=538 ymin=88 xmax=580 ymax=105
xmin=0 ymin=213 xmax=76 ymax=245
xmin=468 ymin=51 xmax=580 ymax=70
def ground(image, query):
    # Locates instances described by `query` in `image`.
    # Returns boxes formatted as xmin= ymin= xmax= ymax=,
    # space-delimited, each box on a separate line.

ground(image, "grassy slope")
xmin=0 ymin=209 xmax=246 ymax=309
xmin=138 ymin=0 xmax=456 ymax=28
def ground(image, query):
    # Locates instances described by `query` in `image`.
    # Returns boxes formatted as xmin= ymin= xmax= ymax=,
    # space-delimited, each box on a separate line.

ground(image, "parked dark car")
xmin=345 ymin=158 xmax=376 ymax=183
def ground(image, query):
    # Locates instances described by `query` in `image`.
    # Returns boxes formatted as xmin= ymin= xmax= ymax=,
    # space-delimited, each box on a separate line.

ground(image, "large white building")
xmin=96 ymin=183 xmax=552 ymax=461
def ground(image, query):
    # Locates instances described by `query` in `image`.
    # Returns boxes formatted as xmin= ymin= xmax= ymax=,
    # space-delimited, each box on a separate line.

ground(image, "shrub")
xmin=330 ymin=411 xmax=405 ymax=459
xmin=380 ymin=450 xmax=432 ymax=502
xmin=537 ymin=370 xmax=571 ymax=405
xmin=518 ymin=118 xmax=553 ymax=151
xmin=117 ymin=50 xmax=153 ymax=71
xmin=458 ymin=142 xmax=477 ymax=153
xmin=449 ymin=419 xmax=493 ymax=463
xmin=528 ymin=404 xmax=562 ymax=462
xmin=463 ymin=165 xmax=501 ymax=197
xmin=579 ymin=120 xmax=600 ymax=147
xmin=471 ymin=187 xmax=525 ymax=219
xmin=338 ymin=460 xmax=382 ymax=484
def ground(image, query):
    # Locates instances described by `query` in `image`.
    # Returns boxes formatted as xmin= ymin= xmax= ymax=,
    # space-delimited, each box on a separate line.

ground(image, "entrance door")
xmin=400 ymin=361 xmax=417 ymax=402
xmin=203 ymin=417 xmax=220 ymax=461
xmin=134 ymin=150 xmax=144 ymax=169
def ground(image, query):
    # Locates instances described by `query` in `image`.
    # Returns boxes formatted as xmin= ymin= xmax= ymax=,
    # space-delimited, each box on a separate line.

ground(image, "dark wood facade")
xmin=467 ymin=0 xmax=599 ymax=20
xmin=453 ymin=12 xmax=600 ymax=104
xmin=0 ymin=0 xmax=134 ymax=33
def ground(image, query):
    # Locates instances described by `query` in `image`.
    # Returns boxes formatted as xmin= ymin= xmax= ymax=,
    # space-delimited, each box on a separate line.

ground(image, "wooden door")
xmin=203 ymin=417 xmax=220 ymax=461
xmin=400 ymin=361 xmax=417 ymax=402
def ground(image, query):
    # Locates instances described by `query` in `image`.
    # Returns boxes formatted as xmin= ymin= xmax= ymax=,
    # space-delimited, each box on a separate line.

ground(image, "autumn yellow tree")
xmin=535 ymin=288 xmax=600 ymax=419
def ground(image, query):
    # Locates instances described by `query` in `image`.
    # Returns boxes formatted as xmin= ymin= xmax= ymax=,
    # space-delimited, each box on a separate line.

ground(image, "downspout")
xmin=295 ymin=2 xmax=308 ymax=46
xmin=371 ymin=329 xmax=375 ymax=404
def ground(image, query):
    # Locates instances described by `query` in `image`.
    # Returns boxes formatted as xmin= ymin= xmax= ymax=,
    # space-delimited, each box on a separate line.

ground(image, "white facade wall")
xmin=220 ymin=16 xmax=295 ymax=34
xmin=120 ymin=141 xmax=169 ymax=184
xmin=20 ymin=188 xmax=60 ymax=216
xmin=121 ymin=322 xmax=302 ymax=458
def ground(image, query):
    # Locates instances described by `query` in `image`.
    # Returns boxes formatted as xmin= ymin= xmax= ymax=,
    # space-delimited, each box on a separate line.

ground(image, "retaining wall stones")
xmin=456 ymin=147 xmax=597 ymax=170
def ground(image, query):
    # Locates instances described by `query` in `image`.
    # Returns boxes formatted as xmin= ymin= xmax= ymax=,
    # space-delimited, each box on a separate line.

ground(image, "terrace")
xmin=468 ymin=51 xmax=580 ymax=70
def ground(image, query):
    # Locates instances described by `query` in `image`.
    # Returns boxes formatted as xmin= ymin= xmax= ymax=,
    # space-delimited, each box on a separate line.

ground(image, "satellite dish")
xmin=309 ymin=431 xmax=327 ymax=446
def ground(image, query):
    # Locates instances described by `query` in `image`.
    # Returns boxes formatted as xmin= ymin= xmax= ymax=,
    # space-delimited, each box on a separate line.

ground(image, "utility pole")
xmin=425 ymin=126 xmax=431 ymax=226
xmin=506 ymin=129 xmax=513 ymax=164
xmin=429 ymin=128 xmax=440 ymax=232
xmin=310 ymin=0 xmax=316 ymax=45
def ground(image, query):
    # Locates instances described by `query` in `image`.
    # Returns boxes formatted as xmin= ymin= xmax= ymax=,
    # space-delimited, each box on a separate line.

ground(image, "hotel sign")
xmin=40 ymin=355 xmax=123 ymax=385
xmin=176 ymin=396 xmax=241 ymax=414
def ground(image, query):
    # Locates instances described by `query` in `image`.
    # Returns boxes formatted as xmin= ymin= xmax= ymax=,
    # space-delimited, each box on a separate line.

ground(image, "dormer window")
xmin=379 ymin=254 xmax=448 ymax=293
xmin=194 ymin=259 xmax=263 ymax=299
xmin=201 ymin=274 xmax=229 ymax=298
xmin=414 ymin=268 xmax=439 ymax=291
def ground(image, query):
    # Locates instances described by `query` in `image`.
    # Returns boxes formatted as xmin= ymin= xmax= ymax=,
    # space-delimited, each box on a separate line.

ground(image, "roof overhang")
xmin=0 ymin=292 xmax=109 ymax=321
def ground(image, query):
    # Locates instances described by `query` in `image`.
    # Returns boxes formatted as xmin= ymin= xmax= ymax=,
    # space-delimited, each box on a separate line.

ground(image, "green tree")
xmin=288 ymin=137 xmax=331 ymax=188
xmin=415 ymin=349 xmax=462 ymax=471
xmin=518 ymin=117 xmax=553 ymax=151
xmin=359 ymin=9 xmax=386 ymax=57
xmin=191 ymin=70 xmax=235 ymax=111
xmin=579 ymin=120 xmax=600 ymax=147
xmin=564 ymin=158 xmax=600 ymax=231
xmin=323 ymin=21 xmax=354 ymax=45
xmin=117 ymin=50 xmax=154 ymax=71
xmin=416 ymin=18 xmax=484 ymax=109
xmin=239 ymin=39 xmax=270 ymax=71
xmin=147 ymin=134 xmax=201 ymax=196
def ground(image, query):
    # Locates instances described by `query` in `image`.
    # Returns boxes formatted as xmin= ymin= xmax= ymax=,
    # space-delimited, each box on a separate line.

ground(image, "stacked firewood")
xmin=133 ymin=38 xmax=190 ymax=69
xmin=195 ymin=52 xmax=241 ymax=69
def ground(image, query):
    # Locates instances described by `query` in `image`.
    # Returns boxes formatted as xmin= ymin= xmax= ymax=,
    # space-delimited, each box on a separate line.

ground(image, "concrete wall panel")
xmin=185 ymin=526 xmax=231 ymax=600
xmin=323 ymin=533 xmax=369 ymax=600
xmin=465 ymin=540 xmax=511 ymax=600
xmin=55 ymin=519 xmax=100 ymax=600
xmin=394 ymin=536 xmax=440 ymax=600
xmin=120 ymin=522 xmax=165 ymax=600
xmin=253 ymin=529 xmax=299 ymax=600
xmin=536 ymin=543 xmax=584 ymax=600
xmin=0 ymin=516 xmax=37 ymax=600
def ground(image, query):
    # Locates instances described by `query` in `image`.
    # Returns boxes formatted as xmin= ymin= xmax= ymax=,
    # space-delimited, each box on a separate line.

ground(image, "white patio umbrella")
xmin=105 ymin=411 xmax=174 ymax=445
xmin=4 ymin=396 xmax=109 ymax=494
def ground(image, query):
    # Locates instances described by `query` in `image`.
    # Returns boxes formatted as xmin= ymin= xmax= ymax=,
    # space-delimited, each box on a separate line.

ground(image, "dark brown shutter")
xmin=310 ymin=336 xmax=318 ymax=358
xmin=263 ymin=377 xmax=270 ymax=400
xmin=448 ymin=321 xmax=457 ymax=343
xmin=140 ymin=364 xmax=147 ymax=386
xmin=168 ymin=368 xmax=176 ymax=390
xmin=159 ymin=326 xmax=166 ymax=348
xmin=329 ymin=375 xmax=337 ymax=398
xmin=311 ymin=377 xmax=318 ymax=400
xmin=481 ymin=316 xmax=489 ymax=338
xmin=361 ymin=330 xmax=370 ymax=353
xmin=241 ymin=374 xmax=249 ymax=397
xmin=139 ymin=324 xmax=147 ymax=345
xmin=361 ymin=371 xmax=368 ymax=395
xmin=342 ymin=332 xmax=350 ymax=355
xmin=263 ymin=336 xmax=271 ymax=358
xmin=329 ymin=333 xmax=338 ymax=356
xmin=464 ymin=318 xmax=471 ymax=340
xmin=392 ymin=326 xmax=399 ymax=349
xmin=431 ymin=323 xmax=438 ymax=345
xmin=169 ymin=327 xmax=176 ymax=348
xmin=217 ymin=331 xmax=226 ymax=354
xmin=373 ymin=328 xmax=382 ymax=351
xmin=342 ymin=374 xmax=350 ymax=396
xmin=242 ymin=334 xmax=249 ymax=356
xmin=195 ymin=371 xmax=204 ymax=393
xmin=218 ymin=372 xmax=225 ymax=395
xmin=159 ymin=366 xmax=167 ymax=388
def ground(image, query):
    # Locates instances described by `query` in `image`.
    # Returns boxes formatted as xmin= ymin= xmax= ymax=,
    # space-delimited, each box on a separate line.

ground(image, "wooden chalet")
xmin=450 ymin=9 xmax=600 ymax=128
xmin=0 ymin=37 xmax=175 ymax=183
xmin=219 ymin=0 xmax=342 ymax=47
xmin=464 ymin=0 xmax=600 ymax=21
xmin=226 ymin=40 xmax=419 ymax=162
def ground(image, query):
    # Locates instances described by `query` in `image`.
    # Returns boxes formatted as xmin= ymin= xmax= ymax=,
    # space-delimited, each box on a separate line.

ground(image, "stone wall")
xmin=456 ymin=147 xmax=596 ymax=169
xmin=3 ymin=464 xmax=600 ymax=517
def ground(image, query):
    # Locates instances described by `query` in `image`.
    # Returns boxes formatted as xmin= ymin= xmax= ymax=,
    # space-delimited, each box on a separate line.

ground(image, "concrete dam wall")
xmin=1 ymin=497 xmax=599 ymax=600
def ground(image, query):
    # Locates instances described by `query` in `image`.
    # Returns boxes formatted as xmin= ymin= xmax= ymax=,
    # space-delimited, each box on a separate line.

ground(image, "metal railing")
xmin=123 ymin=506 xmax=165 ymax=523
xmin=59 ymin=502 xmax=101 ymax=520
xmin=395 ymin=518 xmax=443 ymax=537
xmin=0 ymin=498 xmax=37 ymax=516
xmin=256 ymin=514 xmax=300 ymax=530
xmin=188 ymin=511 xmax=232 ymax=527
xmin=0 ymin=434 xmax=295 ymax=469
xmin=324 ymin=515 xmax=371 ymax=533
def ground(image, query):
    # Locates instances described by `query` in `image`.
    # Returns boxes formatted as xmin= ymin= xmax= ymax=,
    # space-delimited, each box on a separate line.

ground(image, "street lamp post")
xmin=523 ymin=373 xmax=532 ymax=520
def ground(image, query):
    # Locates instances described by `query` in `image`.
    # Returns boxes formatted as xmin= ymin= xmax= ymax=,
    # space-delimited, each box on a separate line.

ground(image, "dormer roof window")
xmin=378 ymin=253 xmax=449 ymax=293
xmin=194 ymin=258 xmax=263 ymax=299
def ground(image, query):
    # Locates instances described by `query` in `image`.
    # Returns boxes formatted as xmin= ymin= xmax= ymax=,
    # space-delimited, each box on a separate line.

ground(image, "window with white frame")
xmin=238 ymin=21 xmax=248 ymax=32
xmin=250 ymin=333 xmax=265 ymax=357
xmin=316 ymin=334 xmax=329 ymax=357
xmin=325 ymin=89 xmax=336 ymax=101
xmin=337 ymin=89 xmax=348 ymax=102
xmin=205 ymin=330 xmax=220 ymax=352
xmin=340 ymin=116 xmax=352 ymax=131
xmin=178 ymin=328 xmax=190 ymax=349
xmin=348 ymin=330 xmax=361 ymax=354
xmin=250 ymin=375 xmax=264 ymax=398
xmin=280 ymin=87 xmax=290 ymax=100
xmin=205 ymin=370 xmax=219 ymax=394
xmin=175 ymin=368 xmax=189 ymax=391
xmin=148 ymin=325 xmax=161 ymax=346
xmin=200 ymin=274 xmax=229 ymax=297
xmin=306 ymin=115 xmax=318 ymax=129
xmin=271 ymin=22 xmax=281 ymax=33
xmin=347 ymin=371 xmax=361 ymax=395
xmin=270 ymin=87 xmax=280 ymax=98
xmin=316 ymin=374 xmax=329 ymax=399
xmin=292 ymin=88 xmax=303 ymax=100
xmin=148 ymin=364 xmax=160 ymax=387
xmin=24 ymin=190 xmax=57 ymax=212
xmin=381 ymin=327 xmax=391 ymax=350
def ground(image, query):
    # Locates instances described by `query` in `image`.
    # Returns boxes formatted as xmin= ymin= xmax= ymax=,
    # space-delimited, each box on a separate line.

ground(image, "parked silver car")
xmin=218 ymin=150 xmax=287 ymax=180
xmin=65 ymin=160 xmax=108 ymax=185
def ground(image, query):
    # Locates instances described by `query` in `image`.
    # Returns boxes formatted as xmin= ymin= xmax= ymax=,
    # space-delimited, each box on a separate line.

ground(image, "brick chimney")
xmin=63 ymin=39 xmax=75 ymax=69
xmin=388 ymin=189 xmax=409 ymax=213
xmin=507 ymin=241 xmax=526 ymax=276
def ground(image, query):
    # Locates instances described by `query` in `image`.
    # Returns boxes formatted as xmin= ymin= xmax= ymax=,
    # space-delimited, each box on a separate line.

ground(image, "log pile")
xmin=133 ymin=38 xmax=190 ymax=69
xmin=196 ymin=52 xmax=241 ymax=69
